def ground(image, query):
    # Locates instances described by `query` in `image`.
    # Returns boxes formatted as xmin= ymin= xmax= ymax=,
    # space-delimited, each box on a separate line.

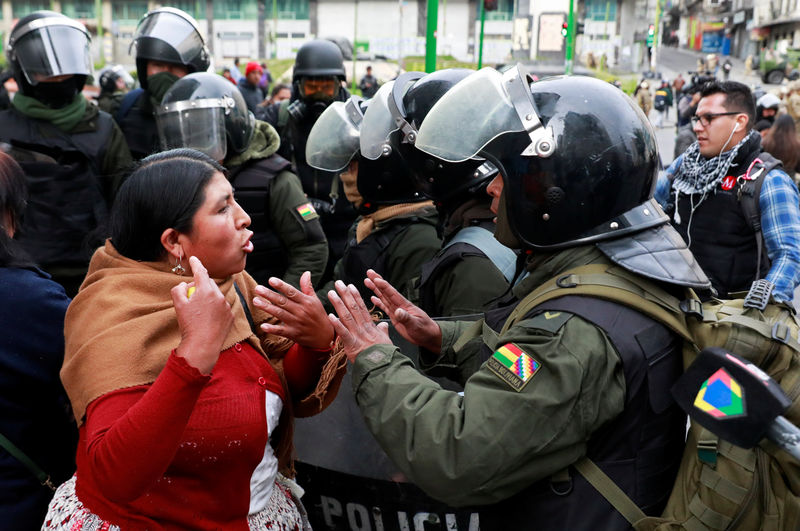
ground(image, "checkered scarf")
xmin=673 ymin=130 xmax=761 ymax=195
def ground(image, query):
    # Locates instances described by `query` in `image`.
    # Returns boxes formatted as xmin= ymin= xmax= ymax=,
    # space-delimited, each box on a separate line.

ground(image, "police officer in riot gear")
xmin=95 ymin=64 xmax=134 ymax=114
xmin=366 ymin=68 xmax=517 ymax=317
xmin=327 ymin=68 xmax=712 ymax=529
xmin=156 ymin=72 xmax=329 ymax=287
xmin=260 ymin=39 xmax=355 ymax=283
xmin=306 ymin=91 xmax=441 ymax=312
xmin=0 ymin=11 xmax=132 ymax=296
xmin=116 ymin=7 xmax=210 ymax=159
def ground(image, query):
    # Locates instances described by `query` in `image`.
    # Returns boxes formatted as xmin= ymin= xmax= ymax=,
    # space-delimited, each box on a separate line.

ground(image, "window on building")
xmin=63 ymin=0 xmax=97 ymax=19
xmin=486 ymin=0 xmax=514 ymax=22
xmin=12 ymin=0 xmax=49 ymax=19
xmin=170 ymin=1 xmax=207 ymax=20
xmin=213 ymin=0 xmax=258 ymax=20
xmin=585 ymin=0 xmax=617 ymax=22
xmin=275 ymin=0 xmax=310 ymax=20
xmin=112 ymin=1 xmax=149 ymax=24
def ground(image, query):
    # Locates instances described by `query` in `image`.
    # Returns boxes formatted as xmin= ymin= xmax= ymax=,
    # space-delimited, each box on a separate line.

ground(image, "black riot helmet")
xmin=416 ymin=67 xmax=665 ymax=251
xmin=292 ymin=40 xmax=347 ymax=84
xmin=98 ymin=64 xmax=134 ymax=94
xmin=130 ymin=7 xmax=210 ymax=90
xmin=156 ymin=72 xmax=255 ymax=162
xmin=306 ymin=91 xmax=424 ymax=214
xmin=7 ymin=11 xmax=92 ymax=106
xmin=373 ymin=68 xmax=498 ymax=204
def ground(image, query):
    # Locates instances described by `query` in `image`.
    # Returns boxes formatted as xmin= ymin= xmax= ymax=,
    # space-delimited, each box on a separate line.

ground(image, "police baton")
xmin=671 ymin=346 xmax=800 ymax=461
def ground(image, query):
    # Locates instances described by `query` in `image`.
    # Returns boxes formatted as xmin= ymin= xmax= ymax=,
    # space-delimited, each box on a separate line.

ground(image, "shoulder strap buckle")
xmin=680 ymin=298 xmax=704 ymax=321
xmin=743 ymin=278 xmax=774 ymax=311
xmin=697 ymin=438 xmax=719 ymax=467
xmin=556 ymin=274 xmax=578 ymax=288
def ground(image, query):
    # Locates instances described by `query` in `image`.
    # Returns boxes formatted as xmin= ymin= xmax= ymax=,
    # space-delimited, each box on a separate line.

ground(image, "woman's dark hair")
xmin=109 ymin=148 xmax=227 ymax=261
xmin=763 ymin=114 xmax=800 ymax=173
xmin=0 ymin=151 xmax=35 ymax=268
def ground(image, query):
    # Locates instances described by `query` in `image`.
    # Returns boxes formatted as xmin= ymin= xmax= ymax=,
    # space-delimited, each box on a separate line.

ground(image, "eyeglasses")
xmin=691 ymin=111 xmax=741 ymax=128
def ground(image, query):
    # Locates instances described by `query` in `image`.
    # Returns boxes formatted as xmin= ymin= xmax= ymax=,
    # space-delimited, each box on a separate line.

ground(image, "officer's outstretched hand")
xmin=328 ymin=280 xmax=393 ymax=363
xmin=365 ymin=269 xmax=442 ymax=354
xmin=254 ymin=271 xmax=335 ymax=350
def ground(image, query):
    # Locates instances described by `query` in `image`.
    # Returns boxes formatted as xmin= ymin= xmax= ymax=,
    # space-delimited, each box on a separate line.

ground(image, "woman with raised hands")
xmin=43 ymin=148 xmax=345 ymax=530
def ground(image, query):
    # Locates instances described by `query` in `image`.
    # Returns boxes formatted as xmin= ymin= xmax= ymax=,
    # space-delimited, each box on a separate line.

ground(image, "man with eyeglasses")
xmin=655 ymin=80 xmax=800 ymax=304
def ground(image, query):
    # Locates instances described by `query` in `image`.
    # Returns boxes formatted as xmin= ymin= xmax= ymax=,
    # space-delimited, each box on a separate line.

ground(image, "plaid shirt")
xmin=656 ymin=155 xmax=800 ymax=303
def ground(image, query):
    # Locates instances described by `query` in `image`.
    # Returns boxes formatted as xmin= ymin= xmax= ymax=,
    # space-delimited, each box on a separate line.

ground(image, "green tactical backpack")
xmin=502 ymin=263 xmax=800 ymax=531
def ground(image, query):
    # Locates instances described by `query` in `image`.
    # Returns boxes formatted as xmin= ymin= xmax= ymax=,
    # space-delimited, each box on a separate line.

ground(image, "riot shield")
xmin=293 ymin=315 xmax=483 ymax=531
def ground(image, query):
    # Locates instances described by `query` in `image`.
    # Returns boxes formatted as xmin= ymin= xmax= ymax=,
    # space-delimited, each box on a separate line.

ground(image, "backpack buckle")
xmin=556 ymin=274 xmax=578 ymax=288
xmin=680 ymin=299 xmax=704 ymax=321
xmin=697 ymin=440 xmax=718 ymax=467
xmin=743 ymin=279 xmax=774 ymax=311
xmin=772 ymin=322 xmax=792 ymax=345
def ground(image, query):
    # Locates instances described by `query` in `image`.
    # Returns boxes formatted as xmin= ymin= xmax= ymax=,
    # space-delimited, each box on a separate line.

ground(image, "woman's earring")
xmin=172 ymin=251 xmax=186 ymax=276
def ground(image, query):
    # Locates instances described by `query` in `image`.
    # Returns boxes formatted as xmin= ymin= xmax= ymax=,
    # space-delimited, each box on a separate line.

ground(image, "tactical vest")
xmin=477 ymin=292 xmax=686 ymax=530
xmin=669 ymin=152 xmax=779 ymax=298
xmin=417 ymin=224 xmax=517 ymax=316
xmin=0 ymin=108 xmax=111 ymax=268
xmin=230 ymin=156 xmax=291 ymax=285
xmin=116 ymin=89 xmax=160 ymax=160
xmin=342 ymin=214 xmax=438 ymax=304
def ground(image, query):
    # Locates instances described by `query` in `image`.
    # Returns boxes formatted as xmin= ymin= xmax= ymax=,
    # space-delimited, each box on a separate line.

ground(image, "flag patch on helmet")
xmin=487 ymin=343 xmax=540 ymax=391
xmin=296 ymin=202 xmax=319 ymax=221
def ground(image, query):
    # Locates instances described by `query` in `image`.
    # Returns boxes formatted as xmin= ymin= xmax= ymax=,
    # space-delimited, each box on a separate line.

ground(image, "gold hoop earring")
xmin=172 ymin=251 xmax=185 ymax=276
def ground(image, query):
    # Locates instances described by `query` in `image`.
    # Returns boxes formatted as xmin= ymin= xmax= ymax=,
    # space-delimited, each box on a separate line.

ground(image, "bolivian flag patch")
xmin=295 ymin=202 xmax=319 ymax=221
xmin=487 ymin=343 xmax=540 ymax=391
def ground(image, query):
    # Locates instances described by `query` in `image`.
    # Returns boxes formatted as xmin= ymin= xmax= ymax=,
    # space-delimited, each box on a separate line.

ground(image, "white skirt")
xmin=41 ymin=474 xmax=311 ymax=530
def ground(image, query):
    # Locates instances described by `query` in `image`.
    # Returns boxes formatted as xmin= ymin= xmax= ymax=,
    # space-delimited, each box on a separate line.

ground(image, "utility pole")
xmin=565 ymin=0 xmax=575 ymax=75
xmin=272 ymin=0 xmax=278 ymax=59
xmin=425 ymin=0 xmax=438 ymax=72
xmin=478 ymin=0 xmax=486 ymax=69
xmin=352 ymin=0 xmax=359 ymax=92
xmin=651 ymin=0 xmax=662 ymax=72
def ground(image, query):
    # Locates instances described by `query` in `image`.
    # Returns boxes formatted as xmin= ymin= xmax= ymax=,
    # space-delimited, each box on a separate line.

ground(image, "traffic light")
xmin=484 ymin=0 xmax=498 ymax=11
xmin=646 ymin=24 xmax=655 ymax=46
xmin=576 ymin=22 xmax=585 ymax=35
xmin=561 ymin=21 xmax=568 ymax=38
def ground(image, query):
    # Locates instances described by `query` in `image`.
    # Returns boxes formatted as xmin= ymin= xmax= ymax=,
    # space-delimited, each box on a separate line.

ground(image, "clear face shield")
xmin=130 ymin=9 xmax=205 ymax=64
xmin=306 ymin=97 xmax=365 ymax=172
xmin=10 ymin=18 xmax=92 ymax=85
xmin=156 ymin=97 xmax=233 ymax=161
xmin=359 ymin=81 xmax=399 ymax=160
xmin=415 ymin=66 xmax=556 ymax=163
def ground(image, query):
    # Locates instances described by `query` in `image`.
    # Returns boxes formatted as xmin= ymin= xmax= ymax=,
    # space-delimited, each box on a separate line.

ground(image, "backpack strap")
xmin=573 ymin=457 xmax=648 ymax=526
xmin=500 ymin=263 xmax=693 ymax=343
xmin=0 ymin=431 xmax=55 ymax=491
xmin=445 ymin=226 xmax=517 ymax=283
xmin=738 ymin=154 xmax=782 ymax=279
xmin=234 ymin=281 xmax=257 ymax=334
xmin=115 ymin=88 xmax=144 ymax=123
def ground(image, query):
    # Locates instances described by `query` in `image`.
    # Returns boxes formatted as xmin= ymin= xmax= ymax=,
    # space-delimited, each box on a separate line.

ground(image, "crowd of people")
xmin=2 ymin=6 xmax=800 ymax=531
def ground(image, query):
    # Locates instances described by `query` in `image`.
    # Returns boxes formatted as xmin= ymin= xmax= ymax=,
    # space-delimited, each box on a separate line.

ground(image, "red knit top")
xmin=73 ymin=341 xmax=328 ymax=530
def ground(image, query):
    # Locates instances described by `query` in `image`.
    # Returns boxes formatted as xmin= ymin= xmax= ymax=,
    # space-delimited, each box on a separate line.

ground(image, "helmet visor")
xmin=359 ymin=81 xmax=398 ymax=160
xmin=415 ymin=68 xmax=525 ymax=163
xmin=156 ymin=100 xmax=227 ymax=161
xmin=306 ymin=100 xmax=362 ymax=172
xmin=133 ymin=10 xmax=204 ymax=64
xmin=13 ymin=22 xmax=91 ymax=85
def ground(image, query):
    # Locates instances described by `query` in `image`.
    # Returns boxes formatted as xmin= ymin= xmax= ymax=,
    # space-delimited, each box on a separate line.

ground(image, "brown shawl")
xmin=61 ymin=241 xmax=346 ymax=475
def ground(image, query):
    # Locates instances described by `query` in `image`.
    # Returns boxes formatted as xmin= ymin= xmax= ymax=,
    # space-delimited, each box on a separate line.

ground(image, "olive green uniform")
xmin=422 ymin=253 xmax=509 ymax=317
xmin=350 ymin=245 xmax=628 ymax=507
xmin=226 ymin=120 xmax=328 ymax=287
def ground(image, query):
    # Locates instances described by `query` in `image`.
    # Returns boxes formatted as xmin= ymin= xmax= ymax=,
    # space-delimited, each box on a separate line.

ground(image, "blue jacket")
xmin=0 ymin=267 xmax=76 ymax=530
